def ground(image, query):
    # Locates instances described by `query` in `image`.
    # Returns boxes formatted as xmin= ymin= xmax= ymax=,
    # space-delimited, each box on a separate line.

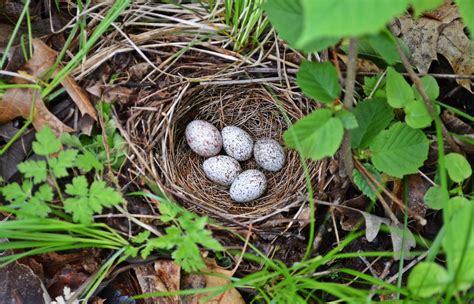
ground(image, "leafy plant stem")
xmin=341 ymin=38 xmax=358 ymax=179
xmin=389 ymin=26 xmax=456 ymax=184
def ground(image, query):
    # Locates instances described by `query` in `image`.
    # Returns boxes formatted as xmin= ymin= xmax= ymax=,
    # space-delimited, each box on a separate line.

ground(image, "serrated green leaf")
xmin=34 ymin=184 xmax=54 ymax=202
xmin=370 ymin=122 xmax=429 ymax=177
xmin=284 ymin=109 xmax=344 ymax=160
xmin=60 ymin=133 xmax=83 ymax=149
xmin=352 ymin=98 xmax=394 ymax=148
xmin=456 ymin=0 xmax=474 ymax=41
xmin=423 ymin=186 xmax=449 ymax=210
xmin=18 ymin=197 xmax=51 ymax=219
xmin=412 ymin=75 xmax=439 ymax=101
xmin=410 ymin=0 xmax=443 ymax=16
xmin=263 ymin=0 xmax=339 ymax=52
xmin=17 ymin=160 xmax=47 ymax=184
xmin=1 ymin=183 xmax=29 ymax=204
xmin=405 ymin=100 xmax=433 ymax=129
xmin=296 ymin=61 xmax=341 ymax=103
xmin=76 ymin=150 xmax=104 ymax=173
xmin=64 ymin=196 xmax=93 ymax=224
xmin=89 ymin=180 xmax=123 ymax=212
xmin=64 ymin=176 xmax=122 ymax=224
xmin=297 ymin=0 xmax=409 ymax=48
xmin=443 ymin=197 xmax=474 ymax=290
xmin=445 ymin=153 xmax=472 ymax=183
xmin=49 ymin=150 xmax=78 ymax=178
xmin=352 ymin=164 xmax=383 ymax=200
xmin=336 ymin=110 xmax=358 ymax=130
xmin=407 ymin=262 xmax=448 ymax=297
xmin=132 ymin=231 xmax=150 ymax=244
xmin=32 ymin=127 xmax=61 ymax=156
xmin=386 ymin=67 xmax=414 ymax=108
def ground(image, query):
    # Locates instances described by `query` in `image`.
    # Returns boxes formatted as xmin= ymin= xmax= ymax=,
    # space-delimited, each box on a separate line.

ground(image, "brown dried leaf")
xmin=396 ymin=1 xmax=474 ymax=91
xmin=182 ymin=258 xmax=245 ymax=304
xmin=0 ymin=88 xmax=73 ymax=135
xmin=134 ymin=260 xmax=181 ymax=304
xmin=407 ymin=175 xmax=428 ymax=226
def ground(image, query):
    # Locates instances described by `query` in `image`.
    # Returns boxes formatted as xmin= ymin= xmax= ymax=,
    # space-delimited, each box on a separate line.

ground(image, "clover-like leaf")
xmin=386 ymin=67 xmax=414 ymax=108
xmin=445 ymin=153 xmax=472 ymax=183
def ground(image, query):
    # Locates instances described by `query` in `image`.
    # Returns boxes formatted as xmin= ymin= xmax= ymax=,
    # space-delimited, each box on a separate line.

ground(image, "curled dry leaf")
xmin=395 ymin=0 xmax=474 ymax=91
xmin=134 ymin=260 xmax=181 ymax=304
xmin=0 ymin=39 xmax=97 ymax=135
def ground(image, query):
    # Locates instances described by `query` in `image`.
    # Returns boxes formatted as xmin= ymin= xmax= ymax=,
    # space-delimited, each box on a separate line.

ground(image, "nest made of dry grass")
xmin=126 ymin=81 xmax=320 ymax=227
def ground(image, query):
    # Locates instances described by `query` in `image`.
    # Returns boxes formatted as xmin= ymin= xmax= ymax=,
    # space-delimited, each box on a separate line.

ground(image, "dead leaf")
xmin=396 ymin=1 xmax=474 ymax=91
xmin=178 ymin=258 xmax=244 ymax=304
xmin=0 ymin=88 xmax=73 ymax=135
xmin=134 ymin=261 xmax=181 ymax=304
xmin=0 ymin=248 xmax=51 ymax=304
xmin=406 ymin=175 xmax=428 ymax=228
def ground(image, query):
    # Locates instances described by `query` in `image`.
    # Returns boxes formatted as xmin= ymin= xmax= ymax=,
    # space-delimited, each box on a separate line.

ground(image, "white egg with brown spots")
xmin=230 ymin=169 xmax=267 ymax=203
xmin=254 ymin=138 xmax=285 ymax=172
xmin=221 ymin=126 xmax=254 ymax=161
xmin=185 ymin=120 xmax=222 ymax=157
xmin=203 ymin=156 xmax=241 ymax=186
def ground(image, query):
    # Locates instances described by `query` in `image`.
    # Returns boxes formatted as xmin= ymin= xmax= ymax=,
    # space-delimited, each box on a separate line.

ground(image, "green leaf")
xmin=362 ymin=30 xmax=400 ymax=65
xmin=336 ymin=110 xmax=358 ymax=130
xmin=297 ymin=0 xmax=409 ymax=48
xmin=363 ymin=74 xmax=386 ymax=98
xmin=443 ymin=197 xmax=474 ymax=290
xmin=456 ymin=0 xmax=474 ymax=41
xmin=32 ymin=127 xmax=61 ymax=156
xmin=263 ymin=0 xmax=339 ymax=52
xmin=405 ymin=100 xmax=433 ymax=129
xmin=64 ymin=176 xmax=123 ymax=224
xmin=132 ymin=231 xmax=150 ymax=244
xmin=34 ymin=184 xmax=54 ymax=202
xmin=352 ymin=98 xmax=394 ymax=148
xmin=296 ymin=61 xmax=341 ymax=103
xmin=60 ymin=133 xmax=83 ymax=149
xmin=1 ymin=182 xmax=29 ymax=204
xmin=49 ymin=150 xmax=78 ymax=178
xmin=386 ymin=67 xmax=414 ymax=108
xmin=352 ymin=164 xmax=383 ymax=200
xmin=76 ymin=150 xmax=104 ymax=172
xmin=423 ymin=186 xmax=449 ymax=210
xmin=370 ymin=122 xmax=429 ymax=177
xmin=19 ymin=197 xmax=51 ymax=219
xmin=17 ymin=160 xmax=47 ymax=184
xmin=410 ymin=0 xmax=443 ymax=16
xmin=412 ymin=75 xmax=439 ymax=101
xmin=284 ymin=109 xmax=344 ymax=160
xmin=407 ymin=262 xmax=448 ymax=297
xmin=445 ymin=153 xmax=472 ymax=183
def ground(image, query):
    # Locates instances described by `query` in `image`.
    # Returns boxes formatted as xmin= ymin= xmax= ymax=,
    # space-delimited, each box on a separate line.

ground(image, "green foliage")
xmin=386 ymin=67 xmax=414 ymax=108
xmin=370 ymin=122 xmax=429 ymax=177
xmin=407 ymin=261 xmax=449 ymax=297
xmin=352 ymin=164 xmax=383 ymax=200
xmin=335 ymin=110 xmax=358 ymax=130
xmin=423 ymin=186 xmax=449 ymax=210
xmin=296 ymin=0 xmax=409 ymax=50
xmin=351 ymin=98 xmax=394 ymax=148
xmin=445 ymin=153 xmax=472 ymax=183
xmin=1 ymin=127 xmax=123 ymax=223
xmin=410 ymin=0 xmax=444 ymax=16
xmin=284 ymin=109 xmax=344 ymax=160
xmin=357 ymin=30 xmax=400 ymax=65
xmin=138 ymin=198 xmax=223 ymax=272
xmin=412 ymin=75 xmax=439 ymax=101
xmin=443 ymin=197 xmax=474 ymax=291
xmin=64 ymin=176 xmax=123 ymax=224
xmin=455 ymin=0 xmax=474 ymax=40
xmin=405 ymin=99 xmax=433 ymax=128
xmin=296 ymin=61 xmax=341 ymax=103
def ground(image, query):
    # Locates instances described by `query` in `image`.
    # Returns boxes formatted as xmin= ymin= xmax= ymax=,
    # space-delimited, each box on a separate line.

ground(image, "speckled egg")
xmin=203 ymin=156 xmax=242 ymax=186
xmin=254 ymin=138 xmax=285 ymax=172
xmin=221 ymin=126 xmax=254 ymax=161
xmin=185 ymin=120 xmax=222 ymax=157
xmin=230 ymin=169 xmax=267 ymax=203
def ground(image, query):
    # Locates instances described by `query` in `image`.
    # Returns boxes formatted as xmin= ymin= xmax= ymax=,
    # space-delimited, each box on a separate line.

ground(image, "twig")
xmin=341 ymin=38 xmax=358 ymax=179
xmin=351 ymin=71 xmax=474 ymax=80
xmin=389 ymin=26 xmax=461 ymax=154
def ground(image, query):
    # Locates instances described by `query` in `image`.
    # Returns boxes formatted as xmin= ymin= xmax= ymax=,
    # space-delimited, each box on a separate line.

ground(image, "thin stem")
xmin=341 ymin=38 xmax=358 ymax=179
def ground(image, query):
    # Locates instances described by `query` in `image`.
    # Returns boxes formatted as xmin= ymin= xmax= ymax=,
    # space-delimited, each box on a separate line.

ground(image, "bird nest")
xmin=125 ymin=83 xmax=319 ymax=227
